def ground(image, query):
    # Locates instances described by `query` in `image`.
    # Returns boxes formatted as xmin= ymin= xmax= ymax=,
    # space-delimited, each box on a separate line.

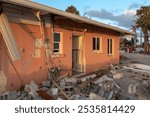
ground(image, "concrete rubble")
xmin=1 ymin=63 xmax=150 ymax=100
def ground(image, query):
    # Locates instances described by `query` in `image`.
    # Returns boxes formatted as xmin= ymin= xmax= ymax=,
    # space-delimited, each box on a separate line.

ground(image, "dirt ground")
xmin=114 ymin=51 xmax=150 ymax=100
xmin=120 ymin=50 xmax=150 ymax=65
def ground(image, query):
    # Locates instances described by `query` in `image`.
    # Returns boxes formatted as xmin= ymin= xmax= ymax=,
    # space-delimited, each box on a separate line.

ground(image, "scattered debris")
xmin=50 ymin=88 xmax=58 ymax=96
xmin=137 ymin=93 xmax=147 ymax=100
xmin=1 ymin=63 xmax=150 ymax=100
xmin=128 ymin=84 xmax=137 ymax=95
xmin=89 ymin=93 xmax=106 ymax=100
xmin=113 ymin=73 xmax=124 ymax=79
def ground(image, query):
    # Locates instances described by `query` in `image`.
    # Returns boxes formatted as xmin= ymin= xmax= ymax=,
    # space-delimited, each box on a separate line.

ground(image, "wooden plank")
xmin=8 ymin=16 xmax=51 ymax=27
xmin=0 ymin=13 xmax=20 ymax=61
xmin=53 ymin=81 xmax=69 ymax=100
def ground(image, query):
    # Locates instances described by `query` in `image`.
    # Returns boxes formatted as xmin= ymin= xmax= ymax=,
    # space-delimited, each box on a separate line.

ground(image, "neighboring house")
xmin=0 ymin=0 xmax=133 ymax=92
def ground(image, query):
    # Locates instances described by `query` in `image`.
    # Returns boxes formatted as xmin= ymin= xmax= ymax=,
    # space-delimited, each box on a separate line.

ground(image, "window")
xmin=93 ymin=37 xmax=100 ymax=51
xmin=108 ymin=38 xmax=113 ymax=55
xmin=53 ymin=32 xmax=61 ymax=53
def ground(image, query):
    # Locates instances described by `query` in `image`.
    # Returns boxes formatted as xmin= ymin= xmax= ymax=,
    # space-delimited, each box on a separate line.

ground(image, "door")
xmin=72 ymin=35 xmax=83 ymax=72
xmin=0 ymin=35 xmax=3 ymax=71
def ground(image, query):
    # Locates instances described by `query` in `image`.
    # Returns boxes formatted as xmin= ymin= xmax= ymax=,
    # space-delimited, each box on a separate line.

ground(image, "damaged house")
xmin=0 ymin=0 xmax=133 ymax=93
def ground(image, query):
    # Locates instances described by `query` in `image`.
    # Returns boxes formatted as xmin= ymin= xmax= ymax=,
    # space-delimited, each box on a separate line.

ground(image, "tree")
xmin=65 ymin=5 xmax=80 ymax=15
xmin=121 ymin=38 xmax=133 ymax=47
xmin=136 ymin=6 xmax=150 ymax=53
xmin=130 ymin=25 xmax=137 ymax=46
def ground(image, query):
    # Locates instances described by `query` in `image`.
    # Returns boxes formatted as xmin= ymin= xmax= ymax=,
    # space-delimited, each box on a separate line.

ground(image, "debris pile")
xmin=1 ymin=63 xmax=150 ymax=100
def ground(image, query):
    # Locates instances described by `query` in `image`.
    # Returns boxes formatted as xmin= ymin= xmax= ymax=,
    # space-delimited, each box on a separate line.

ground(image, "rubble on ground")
xmin=1 ymin=63 xmax=150 ymax=100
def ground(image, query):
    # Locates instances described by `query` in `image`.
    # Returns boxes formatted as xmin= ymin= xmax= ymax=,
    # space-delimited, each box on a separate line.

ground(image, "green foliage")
xmin=121 ymin=38 xmax=133 ymax=47
xmin=65 ymin=5 xmax=80 ymax=15
xmin=136 ymin=6 xmax=150 ymax=53
xmin=136 ymin=6 xmax=150 ymax=31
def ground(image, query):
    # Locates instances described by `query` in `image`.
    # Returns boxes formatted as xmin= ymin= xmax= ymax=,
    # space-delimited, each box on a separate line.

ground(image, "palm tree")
xmin=136 ymin=6 xmax=150 ymax=53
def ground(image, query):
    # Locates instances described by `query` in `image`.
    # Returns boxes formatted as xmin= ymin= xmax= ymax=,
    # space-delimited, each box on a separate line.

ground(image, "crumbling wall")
xmin=2 ymin=23 xmax=73 ymax=91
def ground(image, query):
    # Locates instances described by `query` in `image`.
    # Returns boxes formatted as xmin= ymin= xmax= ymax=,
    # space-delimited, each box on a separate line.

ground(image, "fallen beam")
xmin=52 ymin=81 xmax=69 ymax=100
xmin=0 ymin=13 xmax=20 ymax=61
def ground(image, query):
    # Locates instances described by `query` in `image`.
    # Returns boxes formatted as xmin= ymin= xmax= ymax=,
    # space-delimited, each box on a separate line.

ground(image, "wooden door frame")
xmin=72 ymin=35 xmax=85 ymax=73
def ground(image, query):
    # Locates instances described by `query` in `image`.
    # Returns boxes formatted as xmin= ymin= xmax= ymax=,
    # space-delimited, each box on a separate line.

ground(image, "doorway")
xmin=0 ymin=35 xmax=3 ymax=71
xmin=72 ymin=35 xmax=84 ymax=73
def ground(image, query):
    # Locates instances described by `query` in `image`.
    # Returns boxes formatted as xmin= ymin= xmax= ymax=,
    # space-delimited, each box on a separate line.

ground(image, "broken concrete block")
xmin=113 ymin=73 xmax=124 ymax=79
xmin=137 ymin=93 xmax=147 ymax=100
xmin=93 ymin=84 xmax=101 ymax=95
xmin=128 ymin=84 xmax=137 ymax=95
xmin=51 ymin=88 xmax=58 ymax=96
xmin=42 ymin=81 xmax=51 ymax=87
xmin=81 ymin=78 xmax=86 ymax=82
xmin=65 ymin=78 xmax=77 ymax=85
xmin=69 ymin=95 xmax=88 ymax=100
xmin=0 ymin=91 xmax=17 ymax=100
xmin=29 ymin=80 xmax=39 ymax=99
xmin=24 ymin=85 xmax=30 ymax=92
xmin=80 ymin=74 xmax=97 ymax=82
xmin=9 ymin=91 xmax=17 ymax=100
xmin=107 ymin=91 xmax=114 ymax=100
xmin=94 ymin=75 xmax=113 ymax=84
xmin=129 ymin=63 xmax=150 ymax=72
xmin=89 ymin=93 xmax=106 ymax=100
xmin=60 ymin=79 xmax=66 ymax=87
xmin=28 ymin=91 xmax=39 ymax=99
xmin=29 ymin=80 xmax=38 ymax=91
xmin=25 ymin=94 xmax=33 ymax=100
xmin=110 ymin=70 xmax=117 ymax=75
xmin=103 ymin=81 xmax=115 ymax=91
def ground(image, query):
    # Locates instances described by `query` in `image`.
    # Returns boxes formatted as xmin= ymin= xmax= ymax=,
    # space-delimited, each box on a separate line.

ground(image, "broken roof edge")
xmin=0 ymin=0 xmax=135 ymax=35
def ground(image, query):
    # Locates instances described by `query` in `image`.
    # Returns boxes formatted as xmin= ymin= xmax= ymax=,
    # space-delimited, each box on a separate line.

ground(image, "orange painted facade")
xmin=0 ymin=20 xmax=120 ymax=91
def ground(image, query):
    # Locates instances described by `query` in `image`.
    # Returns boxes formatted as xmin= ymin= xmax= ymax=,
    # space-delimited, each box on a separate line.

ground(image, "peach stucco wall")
xmin=84 ymin=32 xmax=120 ymax=73
xmin=0 ymin=22 xmax=120 ymax=90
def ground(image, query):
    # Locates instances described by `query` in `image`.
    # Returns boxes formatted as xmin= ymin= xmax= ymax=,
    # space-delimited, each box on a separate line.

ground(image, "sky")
xmin=33 ymin=0 xmax=150 ymax=30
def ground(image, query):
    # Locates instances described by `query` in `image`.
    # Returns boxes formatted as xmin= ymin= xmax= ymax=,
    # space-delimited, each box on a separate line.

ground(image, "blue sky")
xmin=33 ymin=0 xmax=150 ymax=29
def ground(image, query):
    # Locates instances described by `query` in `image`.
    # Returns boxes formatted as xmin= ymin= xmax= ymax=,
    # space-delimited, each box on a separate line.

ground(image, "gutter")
xmin=0 ymin=0 xmax=134 ymax=35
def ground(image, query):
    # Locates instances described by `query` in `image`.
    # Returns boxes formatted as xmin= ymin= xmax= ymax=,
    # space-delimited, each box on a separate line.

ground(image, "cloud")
xmin=128 ymin=0 xmax=149 ymax=9
xmin=84 ymin=6 xmax=91 ymax=11
xmin=86 ymin=9 xmax=136 ymax=28
xmin=128 ymin=2 xmax=142 ymax=9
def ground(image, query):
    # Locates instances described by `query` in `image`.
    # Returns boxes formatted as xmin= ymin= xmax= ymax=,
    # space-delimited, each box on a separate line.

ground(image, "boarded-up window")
xmin=53 ymin=33 xmax=61 ymax=53
xmin=108 ymin=38 xmax=113 ymax=54
xmin=93 ymin=37 xmax=100 ymax=51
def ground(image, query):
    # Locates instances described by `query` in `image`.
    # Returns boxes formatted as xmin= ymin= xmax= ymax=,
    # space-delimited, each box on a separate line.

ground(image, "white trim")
xmin=92 ymin=37 xmax=102 ymax=52
xmin=53 ymin=32 xmax=63 ymax=54
xmin=107 ymin=38 xmax=113 ymax=56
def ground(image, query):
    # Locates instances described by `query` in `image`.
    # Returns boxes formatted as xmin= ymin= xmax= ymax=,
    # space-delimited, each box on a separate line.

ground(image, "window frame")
xmin=107 ymin=38 xmax=113 ymax=55
xmin=53 ymin=32 xmax=62 ymax=54
xmin=92 ymin=37 xmax=102 ymax=52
